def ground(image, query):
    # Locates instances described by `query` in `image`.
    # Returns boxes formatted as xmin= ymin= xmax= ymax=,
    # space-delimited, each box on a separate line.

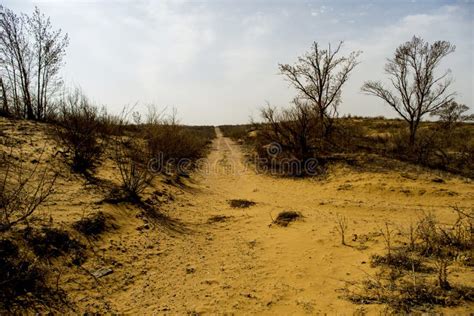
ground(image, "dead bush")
xmin=54 ymin=89 xmax=107 ymax=174
xmin=273 ymin=211 xmax=302 ymax=227
xmin=0 ymin=146 xmax=56 ymax=231
xmin=335 ymin=214 xmax=349 ymax=245
xmin=112 ymin=137 xmax=153 ymax=201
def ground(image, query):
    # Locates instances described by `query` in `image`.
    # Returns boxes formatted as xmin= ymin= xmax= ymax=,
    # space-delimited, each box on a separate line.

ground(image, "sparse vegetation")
xmin=207 ymin=215 xmax=232 ymax=223
xmin=0 ymin=2 xmax=473 ymax=314
xmin=255 ymin=41 xmax=361 ymax=176
xmin=347 ymin=207 xmax=474 ymax=312
xmin=22 ymin=226 xmax=84 ymax=261
xmin=346 ymin=270 xmax=473 ymax=312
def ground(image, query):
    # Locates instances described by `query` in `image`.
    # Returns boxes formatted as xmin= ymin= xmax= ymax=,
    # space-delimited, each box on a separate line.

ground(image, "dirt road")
xmin=100 ymin=127 xmax=473 ymax=314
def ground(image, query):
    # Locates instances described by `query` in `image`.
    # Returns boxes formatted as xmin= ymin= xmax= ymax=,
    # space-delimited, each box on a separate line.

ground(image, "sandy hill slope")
xmin=1 ymin=119 xmax=473 ymax=314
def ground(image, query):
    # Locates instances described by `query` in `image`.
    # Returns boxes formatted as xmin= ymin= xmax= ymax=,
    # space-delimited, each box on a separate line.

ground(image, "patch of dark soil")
xmin=0 ymin=238 xmax=67 ymax=313
xmin=73 ymin=211 xmax=114 ymax=238
xmin=228 ymin=199 xmax=256 ymax=208
xmin=22 ymin=227 xmax=85 ymax=264
xmin=208 ymin=215 xmax=232 ymax=223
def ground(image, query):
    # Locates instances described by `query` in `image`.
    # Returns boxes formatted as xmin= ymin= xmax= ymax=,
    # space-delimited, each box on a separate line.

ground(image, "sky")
xmin=4 ymin=0 xmax=474 ymax=125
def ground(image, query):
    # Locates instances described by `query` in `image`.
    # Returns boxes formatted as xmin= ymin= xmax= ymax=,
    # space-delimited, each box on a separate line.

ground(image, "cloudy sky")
xmin=4 ymin=0 xmax=474 ymax=125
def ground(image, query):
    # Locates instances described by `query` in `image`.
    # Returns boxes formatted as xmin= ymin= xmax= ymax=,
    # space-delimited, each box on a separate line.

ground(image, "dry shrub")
xmin=273 ymin=211 xmax=302 ymax=227
xmin=112 ymin=137 xmax=153 ymax=201
xmin=335 ymin=214 xmax=349 ymax=245
xmin=147 ymin=124 xmax=206 ymax=162
xmin=387 ymin=119 xmax=474 ymax=178
xmin=54 ymin=89 xmax=108 ymax=174
xmin=0 ymin=146 xmax=56 ymax=231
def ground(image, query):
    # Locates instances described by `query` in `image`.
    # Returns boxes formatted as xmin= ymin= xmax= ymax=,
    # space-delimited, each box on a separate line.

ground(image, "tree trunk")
xmin=0 ymin=77 xmax=9 ymax=116
xmin=409 ymin=121 xmax=417 ymax=148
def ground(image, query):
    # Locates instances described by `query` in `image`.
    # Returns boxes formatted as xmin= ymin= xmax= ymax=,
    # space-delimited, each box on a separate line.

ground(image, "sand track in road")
xmin=110 ymin=127 xmax=473 ymax=314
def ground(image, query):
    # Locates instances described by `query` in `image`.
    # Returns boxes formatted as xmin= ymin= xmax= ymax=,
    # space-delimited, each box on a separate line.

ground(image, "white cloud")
xmin=2 ymin=1 xmax=472 ymax=124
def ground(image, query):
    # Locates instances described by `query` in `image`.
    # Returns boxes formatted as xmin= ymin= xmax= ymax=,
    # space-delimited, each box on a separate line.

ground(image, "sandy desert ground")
xmin=1 ymin=120 xmax=473 ymax=314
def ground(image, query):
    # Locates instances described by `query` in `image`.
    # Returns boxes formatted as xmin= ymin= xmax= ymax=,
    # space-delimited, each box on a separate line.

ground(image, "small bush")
xmin=273 ymin=211 xmax=302 ymax=227
xmin=54 ymin=89 xmax=107 ymax=174
xmin=335 ymin=214 xmax=349 ymax=245
xmin=112 ymin=137 xmax=154 ymax=201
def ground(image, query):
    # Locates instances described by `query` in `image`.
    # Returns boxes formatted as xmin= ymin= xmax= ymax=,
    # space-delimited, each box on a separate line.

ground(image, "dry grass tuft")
xmin=273 ymin=211 xmax=302 ymax=227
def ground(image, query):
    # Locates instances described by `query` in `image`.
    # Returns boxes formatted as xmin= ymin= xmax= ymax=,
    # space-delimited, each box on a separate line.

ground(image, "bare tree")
xmin=362 ymin=36 xmax=456 ymax=146
xmin=0 ymin=5 xmax=34 ymax=119
xmin=0 ymin=5 xmax=68 ymax=120
xmin=432 ymin=101 xmax=472 ymax=130
xmin=0 ymin=76 xmax=8 ymax=115
xmin=27 ymin=7 xmax=68 ymax=120
xmin=279 ymin=41 xmax=361 ymax=137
